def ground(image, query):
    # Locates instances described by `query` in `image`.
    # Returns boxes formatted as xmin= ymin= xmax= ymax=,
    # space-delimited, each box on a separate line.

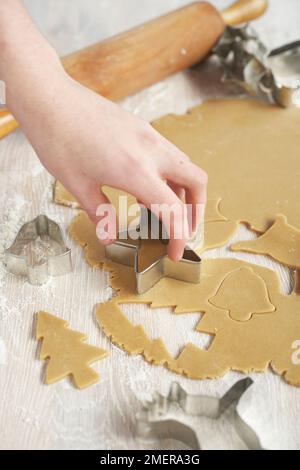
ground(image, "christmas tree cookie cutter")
xmin=5 ymin=214 xmax=72 ymax=285
xmin=136 ymin=378 xmax=264 ymax=450
xmin=105 ymin=208 xmax=202 ymax=295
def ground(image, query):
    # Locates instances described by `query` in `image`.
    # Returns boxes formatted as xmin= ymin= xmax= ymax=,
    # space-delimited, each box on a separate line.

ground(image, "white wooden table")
xmin=1 ymin=0 xmax=300 ymax=450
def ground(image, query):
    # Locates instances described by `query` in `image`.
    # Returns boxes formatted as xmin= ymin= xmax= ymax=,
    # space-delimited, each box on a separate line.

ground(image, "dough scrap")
xmin=231 ymin=214 xmax=300 ymax=269
xmin=208 ymin=267 xmax=275 ymax=321
xmin=36 ymin=311 xmax=108 ymax=389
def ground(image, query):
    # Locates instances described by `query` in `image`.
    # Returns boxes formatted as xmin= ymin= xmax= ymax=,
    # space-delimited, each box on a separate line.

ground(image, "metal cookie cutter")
xmin=105 ymin=208 xmax=202 ymax=295
xmin=5 ymin=215 xmax=72 ymax=285
xmin=214 ymin=25 xmax=300 ymax=108
xmin=136 ymin=378 xmax=264 ymax=450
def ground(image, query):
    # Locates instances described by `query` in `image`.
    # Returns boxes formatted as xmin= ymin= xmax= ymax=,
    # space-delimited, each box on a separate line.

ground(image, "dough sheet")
xmin=65 ymin=99 xmax=300 ymax=385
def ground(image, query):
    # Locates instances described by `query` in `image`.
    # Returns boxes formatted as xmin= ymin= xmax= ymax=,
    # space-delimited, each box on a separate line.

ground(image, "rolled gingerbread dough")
xmin=68 ymin=98 xmax=300 ymax=386
xmin=59 ymin=99 xmax=300 ymax=266
xmin=152 ymin=99 xmax=300 ymax=235
xmin=94 ymin=257 xmax=300 ymax=386
xmin=69 ymin=211 xmax=300 ymax=387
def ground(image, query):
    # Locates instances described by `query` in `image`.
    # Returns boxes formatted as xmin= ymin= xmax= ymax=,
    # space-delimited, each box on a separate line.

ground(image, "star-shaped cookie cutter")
xmin=5 ymin=214 xmax=72 ymax=285
xmin=136 ymin=378 xmax=264 ymax=450
xmin=105 ymin=209 xmax=202 ymax=294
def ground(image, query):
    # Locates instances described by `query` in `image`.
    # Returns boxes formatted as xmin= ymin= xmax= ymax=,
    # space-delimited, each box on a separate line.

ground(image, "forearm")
xmin=0 ymin=0 xmax=64 ymax=126
xmin=0 ymin=1 xmax=207 ymax=260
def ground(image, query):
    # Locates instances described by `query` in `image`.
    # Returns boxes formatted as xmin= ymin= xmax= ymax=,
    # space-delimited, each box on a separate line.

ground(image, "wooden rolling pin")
xmin=0 ymin=0 xmax=268 ymax=140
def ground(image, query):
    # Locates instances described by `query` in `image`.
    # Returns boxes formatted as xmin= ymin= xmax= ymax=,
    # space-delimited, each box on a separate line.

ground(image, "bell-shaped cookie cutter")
xmin=5 ymin=214 xmax=72 ymax=285
xmin=136 ymin=378 xmax=264 ymax=450
xmin=105 ymin=208 xmax=202 ymax=295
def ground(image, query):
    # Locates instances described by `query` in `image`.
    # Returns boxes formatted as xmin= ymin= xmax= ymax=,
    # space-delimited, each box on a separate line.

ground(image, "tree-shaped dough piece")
xmin=209 ymin=268 xmax=275 ymax=322
xmin=36 ymin=311 xmax=108 ymax=389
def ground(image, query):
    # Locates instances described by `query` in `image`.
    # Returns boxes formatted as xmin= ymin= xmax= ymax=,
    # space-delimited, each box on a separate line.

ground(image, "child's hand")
xmin=15 ymin=70 xmax=207 ymax=261
xmin=1 ymin=1 xmax=207 ymax=261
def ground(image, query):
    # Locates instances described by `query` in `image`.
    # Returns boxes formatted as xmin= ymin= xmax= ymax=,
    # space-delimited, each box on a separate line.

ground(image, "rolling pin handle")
xmin=222 ymin=0 xmax=268 ymax=26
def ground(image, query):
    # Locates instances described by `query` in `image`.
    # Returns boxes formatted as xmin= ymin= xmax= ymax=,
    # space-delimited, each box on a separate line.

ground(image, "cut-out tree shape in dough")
xmin=232 ymin=215 xmax=300 ymax=270
xmin=36 ymin=311 xmax=108 ymax=389
xmin=69 ymin=212 xmax=300 ymax=386
xmin=208 ymin=268 xmax=275 ymax=322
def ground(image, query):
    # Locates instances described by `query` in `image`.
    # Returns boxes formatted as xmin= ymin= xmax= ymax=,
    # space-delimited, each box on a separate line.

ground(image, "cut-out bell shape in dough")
xmin=209 ymin=268 xmax=275 ymax=322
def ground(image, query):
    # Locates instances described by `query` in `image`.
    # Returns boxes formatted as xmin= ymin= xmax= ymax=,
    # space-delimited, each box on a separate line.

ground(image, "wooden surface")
xmin=0 ymin=0 xmax=300 ymax=450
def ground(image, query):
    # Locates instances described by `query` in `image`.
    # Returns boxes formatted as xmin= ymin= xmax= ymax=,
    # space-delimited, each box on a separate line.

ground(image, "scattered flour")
xmin=0 ymin=170 xmax=29 ymax=321
xmin=0 ymin=337 xmax=7 ymax=364
xmin=0 ymin=178 xmax=28 ymax=290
